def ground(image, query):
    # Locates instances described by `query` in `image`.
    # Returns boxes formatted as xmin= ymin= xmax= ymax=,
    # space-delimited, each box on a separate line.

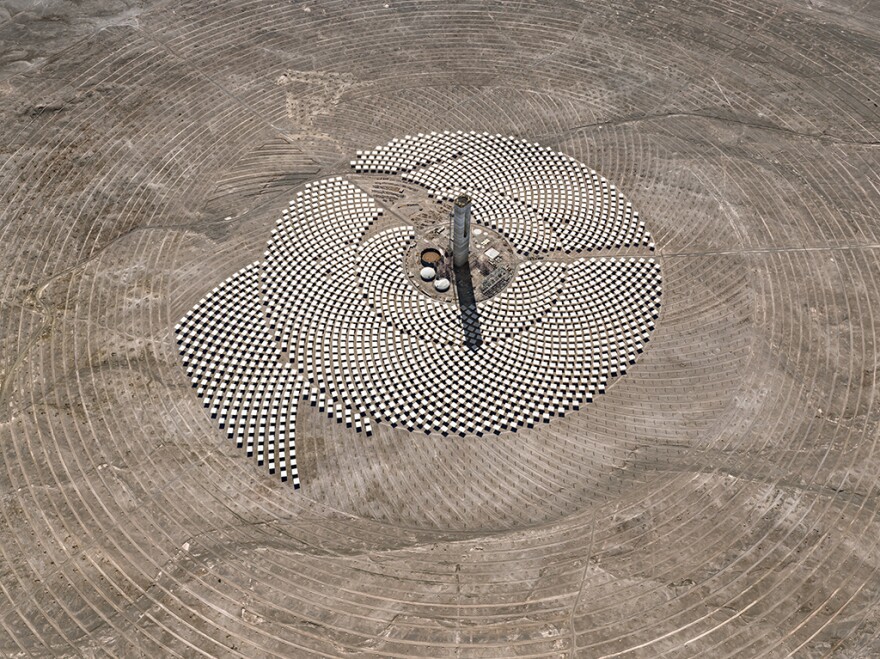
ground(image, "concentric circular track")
xmin=1 ymin=1 xmax=879 ymax=656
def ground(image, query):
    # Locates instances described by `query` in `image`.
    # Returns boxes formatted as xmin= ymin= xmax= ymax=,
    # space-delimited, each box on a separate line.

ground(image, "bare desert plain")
xmin=1 ymin=0 xmax=880 ymax=656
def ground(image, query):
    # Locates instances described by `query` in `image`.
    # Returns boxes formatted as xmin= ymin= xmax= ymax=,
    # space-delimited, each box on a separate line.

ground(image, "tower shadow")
xmin=454 ymin=264 xmax=482 ymax=351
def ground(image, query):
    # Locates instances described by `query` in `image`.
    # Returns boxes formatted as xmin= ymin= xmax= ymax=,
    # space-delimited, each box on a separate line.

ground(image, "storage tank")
xmin=420 ymin=248 xmax=442 ymax=268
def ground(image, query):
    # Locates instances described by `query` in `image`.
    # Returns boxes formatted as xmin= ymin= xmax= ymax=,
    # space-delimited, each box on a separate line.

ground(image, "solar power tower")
xmin=451 ymin=194 xmax=472 ymax=267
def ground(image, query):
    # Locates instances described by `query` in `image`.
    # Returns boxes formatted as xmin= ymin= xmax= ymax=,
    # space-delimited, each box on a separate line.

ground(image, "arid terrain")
xmin=1 ymin=0 xmax=879 ymax=656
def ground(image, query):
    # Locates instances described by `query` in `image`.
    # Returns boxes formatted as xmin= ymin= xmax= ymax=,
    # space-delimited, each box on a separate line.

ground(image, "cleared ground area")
xmin=1 ymin=0 xmax=879 ymax=656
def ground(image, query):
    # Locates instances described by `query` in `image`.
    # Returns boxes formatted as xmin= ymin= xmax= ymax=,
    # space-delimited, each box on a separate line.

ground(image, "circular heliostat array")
xmin=174 ymin=134 xmax=661 ymax=485
xmin=1 ymin=1 xmax=880 ymax=657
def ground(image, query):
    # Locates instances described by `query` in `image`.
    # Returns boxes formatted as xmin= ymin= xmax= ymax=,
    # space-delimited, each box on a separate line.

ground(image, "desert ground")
xmin=1 ymin=0 xmax=879 ymax=656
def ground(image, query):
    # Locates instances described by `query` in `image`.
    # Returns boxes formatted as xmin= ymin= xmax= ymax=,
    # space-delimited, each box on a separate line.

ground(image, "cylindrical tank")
xmin=450 ymin=194 xmax=471 ymax=268
xmin=420 ymin=248 xmax=442 ymax=268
